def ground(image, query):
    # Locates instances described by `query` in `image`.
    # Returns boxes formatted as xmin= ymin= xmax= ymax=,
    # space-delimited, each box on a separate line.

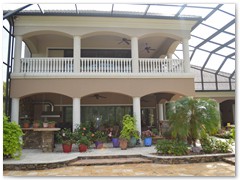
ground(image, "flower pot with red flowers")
xmin=77 ymin=136 xmax=91 ymax=152
xmin=56 ymin=128 xmax=74 ymax=153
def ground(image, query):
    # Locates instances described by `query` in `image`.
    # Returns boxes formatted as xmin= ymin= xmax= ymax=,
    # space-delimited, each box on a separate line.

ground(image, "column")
xmin=11 ymin=98 xmax=20 ymax=124
xmin=72 ymin=97 xmax=81 ymax=131
xmin=14 ymin=36 xmax=22 ymax=73
xmin=73 ymin=36 xmax=81 ymax=73
xmin=159 ymin=103 xmax=164 ymax=120
xmin=133 ymin=97 xmax=141 ymax=137
xmin=167 ymin=53 xmax=173 ymax=72
xmin=131 ymin=37 xmax=139 ymax=73
xmin=182 ymin=38 xmax=191 ymax=73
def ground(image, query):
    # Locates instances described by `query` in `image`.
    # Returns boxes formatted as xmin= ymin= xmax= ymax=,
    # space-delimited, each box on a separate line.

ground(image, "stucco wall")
xmin=10 ymin=77 xmax=195 ymax=98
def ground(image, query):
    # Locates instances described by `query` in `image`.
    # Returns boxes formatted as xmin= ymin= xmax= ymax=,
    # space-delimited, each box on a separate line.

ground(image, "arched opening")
xmin=81 ymin=92 xmax=132 ymax=130
xmin=141 ymin=92 xmax=184 ymax=136
xmin=220 ymin=99 xmax=235 ymax=127
xmin=20 ymin=92 xmax=72 ymax=129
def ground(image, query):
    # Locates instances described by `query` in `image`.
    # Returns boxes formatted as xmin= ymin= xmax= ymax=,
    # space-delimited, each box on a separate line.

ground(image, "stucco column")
xmin=131 ymin=37 xmax=139 ymax=73
xmin=182 ymin=38 xmax=191 ymax=73
xmin=133 ymin=97 xmax=141 ymax=138
xmin=159 ymin=103 xmax=164 ymax=120
xmin=167 ymin=53 xmax=173 ymax=72
xmin=72 ymin=97 xmax=81 ymax=131
xmin=11 ymin=98 xmax=20 ymax=124
xmin=14 ymin=36 xmax=22 ymax=73
xmin=73 ymin=36 xmax=81 ymax=73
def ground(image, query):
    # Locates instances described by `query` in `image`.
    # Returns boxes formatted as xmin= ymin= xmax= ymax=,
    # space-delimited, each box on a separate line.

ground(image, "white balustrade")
xmin=20 ymin=58 xmax=74 ymax=73
xmin=138 ymin=58 xmax=184 ymax=73
xmin=80 ymin=58 xmax=132 ymax=73
xmin=19 ymin=57 xmax=185 ymax=75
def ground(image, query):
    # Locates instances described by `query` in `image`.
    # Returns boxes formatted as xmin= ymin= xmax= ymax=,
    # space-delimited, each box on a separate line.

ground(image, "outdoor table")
xmin=22 ymin=128 xmax=60 ymax=152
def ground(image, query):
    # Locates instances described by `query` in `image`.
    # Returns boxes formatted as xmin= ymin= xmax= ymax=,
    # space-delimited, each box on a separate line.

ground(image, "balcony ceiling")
xmin=3 ymin=3 xmax=235 ymax=83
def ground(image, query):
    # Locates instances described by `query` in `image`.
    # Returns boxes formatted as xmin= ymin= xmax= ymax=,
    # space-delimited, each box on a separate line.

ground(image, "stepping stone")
xmin=69 ymin=157 xmax=153 ymax=166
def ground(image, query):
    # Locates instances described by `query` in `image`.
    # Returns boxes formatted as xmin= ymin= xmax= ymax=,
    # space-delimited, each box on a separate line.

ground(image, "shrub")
xmin=56 ymin=128 xmax=74 ymax=145
xmin=155 ymin=139 xmax=189 ymax=156
xmin=201 ymin=131 xmax=233 ymax=153
xmin=3 ymin=115 xmax=24 ymax=159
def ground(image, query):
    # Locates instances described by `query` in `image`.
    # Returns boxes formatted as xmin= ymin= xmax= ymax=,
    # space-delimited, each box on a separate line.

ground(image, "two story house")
xmin=3 ymin=4 xmax=235 ymax=135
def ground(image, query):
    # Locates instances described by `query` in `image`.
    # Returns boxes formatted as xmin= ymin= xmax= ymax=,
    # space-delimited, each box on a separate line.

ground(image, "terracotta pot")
xmin=119 ymin=139 xmax=128 ymax=150
xmin=23 ymin=123 xmax=30 ymax=128
xmin=95 ymin=141 xmax=104 ymax=149
xmin=48 ymin=123 xmax=56 ymax=128
xmin=33 ymin=123 xmax=40 ymax=128
xmin=62 ymin=144 xmax=72 ymax=153
xmin=79 ymin=144 xmax=88 ymax=152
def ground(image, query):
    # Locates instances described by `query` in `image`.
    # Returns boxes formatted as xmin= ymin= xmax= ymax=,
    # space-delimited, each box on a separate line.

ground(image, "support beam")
xmin=72 ymin=97 xmax=81 ymax=131
xmin=73 ymin=36 xmax=81 ymax=73
xmin=131 ymin=37 xmax=139 ymax=73
xmin=13 ymin=36 xmax=22 ymax=73
xmin=11 ymin=98 xmax=20 ymax=124
xmin=182 ymin=38 xmax=190 ymax=73
xmin=133 ymin=97 xmax=141 ymax=137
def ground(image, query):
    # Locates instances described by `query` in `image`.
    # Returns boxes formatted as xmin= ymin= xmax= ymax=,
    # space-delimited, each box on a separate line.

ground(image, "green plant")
xmin=56 ymin=128 xmax=74 ymax=145
xmin=120 ymin=114 xmax=139 ymax=141
xmin=3 ymin=115 xmax=24 ymax=159
xmin=167 ymin=97 xmax=221 ymax=146
xmin=200 ymin=131 xmax=233 ymax=153
xmin=93 ymin=130 xmax=107 ymax=142
xmin=73 ymin=123 xmax=94 ymax=143
xmin=230 ymin=127 xmax=235 ymax=140
xmin=76 ymin=136 xmax=91 ymax=147
xmin=155 ymin=139 xmax=189 ymax=156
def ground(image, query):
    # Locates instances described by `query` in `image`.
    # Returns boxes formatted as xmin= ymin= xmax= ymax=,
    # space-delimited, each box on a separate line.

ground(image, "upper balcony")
xmin=11 ymin=16 xmax=195 ymax=79
xmin=18 ymin=57 xmax=185 ymax=76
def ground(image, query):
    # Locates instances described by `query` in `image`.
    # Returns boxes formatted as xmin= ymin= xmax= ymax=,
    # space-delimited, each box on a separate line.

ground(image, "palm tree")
xmin=167 ymin=97 xmax=220 ymax=146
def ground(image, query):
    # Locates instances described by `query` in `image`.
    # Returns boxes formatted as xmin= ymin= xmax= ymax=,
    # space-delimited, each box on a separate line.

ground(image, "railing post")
xmin=131 ymin=37 xmax=139 ymax=73
xmin=74 ymin=36 xmax=81 ymax=73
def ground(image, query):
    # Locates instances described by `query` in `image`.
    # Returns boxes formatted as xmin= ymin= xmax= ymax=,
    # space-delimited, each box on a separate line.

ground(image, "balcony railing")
xmin=80 ymin=58 xmax=132 ymax=73
xmin=20 ymin=58 xmax=74 ymax=73
xmin=19 ymin=57 xmax=185 ymax=75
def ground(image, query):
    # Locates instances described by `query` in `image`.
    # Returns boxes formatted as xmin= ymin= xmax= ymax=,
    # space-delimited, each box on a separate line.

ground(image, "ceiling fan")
xmin=90 ymin=94 xmax=107 ymax=99
xmin=144 ymin=43 xmax=156 ymax=53
xmin=118 ymin=38 xmax=131 ymax=45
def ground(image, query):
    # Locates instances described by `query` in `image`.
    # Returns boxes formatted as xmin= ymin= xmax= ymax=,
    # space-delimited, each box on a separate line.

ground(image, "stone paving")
xmin=3 ymin=162 xmax=235 ymax=176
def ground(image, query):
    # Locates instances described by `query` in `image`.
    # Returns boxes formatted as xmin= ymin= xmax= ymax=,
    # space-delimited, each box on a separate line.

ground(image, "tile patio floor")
xmin=3 ymin=143 xmax=235 ymax=176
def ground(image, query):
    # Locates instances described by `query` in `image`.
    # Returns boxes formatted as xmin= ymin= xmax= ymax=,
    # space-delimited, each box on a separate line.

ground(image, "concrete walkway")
xmin=3 ymin=144 xmax=235 ymax=176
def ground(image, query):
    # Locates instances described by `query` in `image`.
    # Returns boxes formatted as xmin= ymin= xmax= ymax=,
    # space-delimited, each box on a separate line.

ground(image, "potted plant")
xmin=48 ymin=121 xmax=56 ymax=128
xmin=73 ymin=123 xmax=94 ymax=151
xmin=76 ymin=136 xmax=91 ymax=152
xmin=93 ymin=130 xmax=107 ymax=149
xmin=43 ymin=120 xmax=48 ymax=128
xmin=108 ymin=126 xmax=120 ymax=148
xmin=33 ymin=120 xmax=41 ymax=128
xmin=22 ymin=119 xmax=30 ymax=128
xmin=142 ymin=130 xmax=155 ymax=147
xmin=56 ymin=128 xmax=74 ymax=153
xmin=119 ymin=114 xmax=139 ymax=149
xmin=119 ymin=114 xmax=139 ymax=150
